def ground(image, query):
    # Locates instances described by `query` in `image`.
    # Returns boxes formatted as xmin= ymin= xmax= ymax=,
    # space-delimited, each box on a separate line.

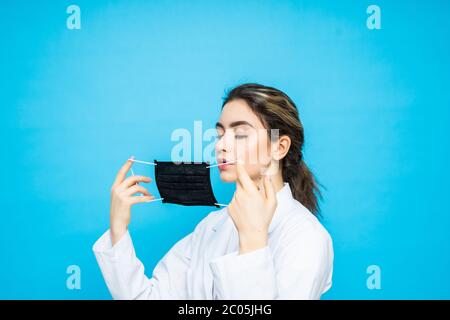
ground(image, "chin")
xmin=219 ymin=171 xmax=237 ymax=182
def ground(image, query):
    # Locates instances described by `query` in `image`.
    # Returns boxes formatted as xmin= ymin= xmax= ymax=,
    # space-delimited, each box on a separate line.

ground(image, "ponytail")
xmin=282 ymin=152 xmax=322 ymax=216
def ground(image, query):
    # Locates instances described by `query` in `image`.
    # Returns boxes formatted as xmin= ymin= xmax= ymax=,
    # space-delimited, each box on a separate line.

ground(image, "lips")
xmin=217 ymin=158 xmax=233 ymax=164
xmin=217 ymin=158 xmax=235 ymax=170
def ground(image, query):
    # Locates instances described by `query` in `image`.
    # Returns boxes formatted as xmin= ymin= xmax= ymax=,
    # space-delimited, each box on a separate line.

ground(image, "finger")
xmin=112 ymin=157 xmax=134 ymax=188
xmin=124 ymin=184 xmax=152 ymax=197
xmin=120 ymin=175 xmax=152 ymax=189
xmin=235 ymin=162 xmax=244 ymax=189
xmin=129 ymin=195 xmax=155 ymax=205
xmin=234 ymin=188 xmax=243 ymax=203
xmin=263 ymin=175 xmax=276 ymax=204
xmin=234 ymin=179 xmax=248 ymax=204
xmin=236 ymin=161 xmax=258 ymax=193
xmin=235 ymin=176 xmax=244 ymax=193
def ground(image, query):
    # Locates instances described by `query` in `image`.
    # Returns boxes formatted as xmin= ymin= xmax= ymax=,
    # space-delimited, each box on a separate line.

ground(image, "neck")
xmin=253 ymin=171 xmax=284 ymax=194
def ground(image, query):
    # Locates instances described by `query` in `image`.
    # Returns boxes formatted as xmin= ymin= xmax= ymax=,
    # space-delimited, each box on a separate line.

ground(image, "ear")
xmin=272 ymin=135 xmax=291 ymax=161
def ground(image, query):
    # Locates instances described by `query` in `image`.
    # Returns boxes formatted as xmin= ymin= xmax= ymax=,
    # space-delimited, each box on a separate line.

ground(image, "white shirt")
xmin=92 ymin=182 xmax=334 ymax=299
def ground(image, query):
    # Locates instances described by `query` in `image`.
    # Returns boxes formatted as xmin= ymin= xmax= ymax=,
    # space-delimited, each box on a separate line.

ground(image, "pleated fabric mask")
xmin=153 ymin=160 xmax=220 ymax=208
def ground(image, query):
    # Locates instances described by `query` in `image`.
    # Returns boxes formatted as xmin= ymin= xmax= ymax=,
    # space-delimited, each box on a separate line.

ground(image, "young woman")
xmin=93 ymin=83 xmax=334 ymax=299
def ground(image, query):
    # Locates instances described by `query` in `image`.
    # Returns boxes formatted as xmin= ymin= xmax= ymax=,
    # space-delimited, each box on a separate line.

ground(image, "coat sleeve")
xmin=92 ymin=229 xmax=192 ymax=300
xmin=209 ymin=220 xmax=334 ymax=300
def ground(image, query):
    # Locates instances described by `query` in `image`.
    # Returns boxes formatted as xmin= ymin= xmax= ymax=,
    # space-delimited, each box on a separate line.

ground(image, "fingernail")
xmin=128 ymin=155 xmax=135 ymax=162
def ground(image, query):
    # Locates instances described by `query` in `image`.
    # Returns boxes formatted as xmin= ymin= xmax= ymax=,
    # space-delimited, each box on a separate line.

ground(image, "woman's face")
xmin=215 ymin=99 xmax=273 ymax=182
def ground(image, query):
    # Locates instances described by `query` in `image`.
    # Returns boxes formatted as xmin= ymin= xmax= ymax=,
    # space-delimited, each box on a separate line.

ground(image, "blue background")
xmin=1 ymin=0 xmax=449 ymax=299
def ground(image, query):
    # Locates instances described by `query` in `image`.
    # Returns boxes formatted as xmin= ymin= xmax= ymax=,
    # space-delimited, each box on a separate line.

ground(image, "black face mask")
xmin=153 ymin=160 xmax=220 ymax=208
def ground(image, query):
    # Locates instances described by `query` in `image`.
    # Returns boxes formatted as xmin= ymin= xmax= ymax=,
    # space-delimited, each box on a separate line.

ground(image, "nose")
xmin=215 ymin=132 xmax=232 ymax=157
xmin=215 ymin=134 xmax=226 ymax=155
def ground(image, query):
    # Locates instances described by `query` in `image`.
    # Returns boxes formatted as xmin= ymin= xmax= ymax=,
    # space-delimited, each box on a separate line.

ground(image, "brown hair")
xmin=222 ymin=83 xmax=323 ymax=216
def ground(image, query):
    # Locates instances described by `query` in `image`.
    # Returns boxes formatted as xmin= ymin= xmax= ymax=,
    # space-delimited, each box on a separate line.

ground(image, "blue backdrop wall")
xmin=1 ymin=0 xmax=449 ymax=299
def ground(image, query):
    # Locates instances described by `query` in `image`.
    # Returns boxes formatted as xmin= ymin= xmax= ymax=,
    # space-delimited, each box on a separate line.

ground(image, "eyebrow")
xmin=215 ymin=121 xmax=255 ymax=130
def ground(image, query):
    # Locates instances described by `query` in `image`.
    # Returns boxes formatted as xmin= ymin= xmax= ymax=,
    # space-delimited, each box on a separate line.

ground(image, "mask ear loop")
xmin=129 ymin=158 xmax=229 ymax=206
xmin=129 ymin=159 xmax=157 ymax=166
xmin=214 ymin=203 xmax=228 ymax=207
xmin=128 ymin=158 xmax=164 ymax=202
xmin=206 ymin=160 xmax=238 ymax=168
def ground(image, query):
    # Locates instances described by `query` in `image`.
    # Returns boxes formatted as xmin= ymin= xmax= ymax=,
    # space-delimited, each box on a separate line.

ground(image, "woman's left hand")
xmin=227 ymin=162 xmax=277 ymax=254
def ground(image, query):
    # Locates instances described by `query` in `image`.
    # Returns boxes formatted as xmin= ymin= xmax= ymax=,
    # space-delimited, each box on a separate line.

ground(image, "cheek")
xmin=242 ymin=137 xmax=271 ymax=178
xmin=244 ymin=134 xmax=271 ymax=164
xmin=235 ymin=137 xmax=257 ymax=162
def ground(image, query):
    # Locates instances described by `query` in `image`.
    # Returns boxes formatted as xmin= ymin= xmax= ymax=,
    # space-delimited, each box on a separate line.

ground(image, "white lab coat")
xmin=92 ymin=182 xmax=334 ymax=299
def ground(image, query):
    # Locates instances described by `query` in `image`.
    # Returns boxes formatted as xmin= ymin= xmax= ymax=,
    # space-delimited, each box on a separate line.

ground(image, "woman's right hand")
xmin=109 ymin=157 xmax=154 ymax=246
